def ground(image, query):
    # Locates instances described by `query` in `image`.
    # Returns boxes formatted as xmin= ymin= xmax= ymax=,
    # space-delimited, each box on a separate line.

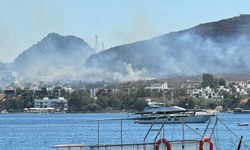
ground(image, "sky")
xmin=0 ymin=0 xmax=250 ymax=63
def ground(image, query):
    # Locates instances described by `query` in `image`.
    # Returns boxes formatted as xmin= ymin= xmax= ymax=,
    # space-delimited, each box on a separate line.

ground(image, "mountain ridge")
xmin=86 ymin=14 xmax=250 ymax=77
xmin=8 ymin=33 xmax=95 ymax=80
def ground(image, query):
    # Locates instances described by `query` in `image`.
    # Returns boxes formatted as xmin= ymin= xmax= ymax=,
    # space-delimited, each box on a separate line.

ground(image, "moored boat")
xmin=234 ymin=108 xmax=250 ymax=114
xmin=134 ymin=106 xmax=214 ymax=124
xmin=237 ymin=122 xmax=249 ymax=126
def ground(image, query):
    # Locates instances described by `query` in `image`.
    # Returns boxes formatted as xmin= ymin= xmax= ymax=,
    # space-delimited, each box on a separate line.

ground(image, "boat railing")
xmin=52 ymin=117 xmax=204 ymax=150
xmin=53 ymin=116 xmax=250 ymax=150
xmin=53 ymin=142 xmax=155 ymax=150
xmin=53 ymin=140 xmax=201 ymax=150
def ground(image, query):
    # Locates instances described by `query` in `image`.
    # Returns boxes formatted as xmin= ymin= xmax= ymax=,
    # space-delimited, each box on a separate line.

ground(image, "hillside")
xmin=86 ymin=14 xmax=250 ymax=78
xmin=9 ymin=33 xmax=95 ymax=80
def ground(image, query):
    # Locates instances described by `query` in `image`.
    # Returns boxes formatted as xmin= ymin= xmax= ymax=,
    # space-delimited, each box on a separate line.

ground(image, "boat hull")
xmin=233 ymin=108 xmax=250 ymax=114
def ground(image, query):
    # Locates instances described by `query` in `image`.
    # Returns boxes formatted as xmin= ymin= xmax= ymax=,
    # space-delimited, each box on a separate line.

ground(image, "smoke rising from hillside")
xmin=3 ymin=15 xmax=250 ymax=86
xmin=17 ymin=62 xmax=147 ymax=83
xmin=6 ymin=30 xmax=250 ymax=85
xmin=3 ymin=32 xmax=148 ymax=84
xmin=87 ymin=29 xmax=250 ymax=79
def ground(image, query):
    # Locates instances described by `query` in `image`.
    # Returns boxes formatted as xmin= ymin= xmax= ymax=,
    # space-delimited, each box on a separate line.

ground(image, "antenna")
xmin=58 ymin=89 xmax=61 ymax=97
xmin=102 ymin=42 xmax=104 ymax=51
xmin=95 ymin=35 xmax=98 ymax=53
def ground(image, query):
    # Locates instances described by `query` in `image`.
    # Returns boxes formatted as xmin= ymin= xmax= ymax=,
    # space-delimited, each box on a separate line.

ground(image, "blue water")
xmin=0 ymin=113 xmax=249 ymax=150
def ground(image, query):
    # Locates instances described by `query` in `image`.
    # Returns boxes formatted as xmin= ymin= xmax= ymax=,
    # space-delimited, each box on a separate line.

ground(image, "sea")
xmin=0 ymin=113 xmax=249 ymax=150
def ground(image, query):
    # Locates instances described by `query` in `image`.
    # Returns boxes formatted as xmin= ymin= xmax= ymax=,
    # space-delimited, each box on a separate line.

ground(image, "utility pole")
xmin=95 ymin=35 xmax=98 ymax=53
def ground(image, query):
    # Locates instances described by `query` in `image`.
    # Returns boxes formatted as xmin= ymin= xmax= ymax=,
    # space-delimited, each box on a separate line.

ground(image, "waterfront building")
xmin=34 ymin=97 xmax=68 ymax=112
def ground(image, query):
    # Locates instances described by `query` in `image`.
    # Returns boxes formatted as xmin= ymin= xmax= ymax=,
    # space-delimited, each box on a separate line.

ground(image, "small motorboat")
xmin=237 ymin=122 xmax=249 ymax=126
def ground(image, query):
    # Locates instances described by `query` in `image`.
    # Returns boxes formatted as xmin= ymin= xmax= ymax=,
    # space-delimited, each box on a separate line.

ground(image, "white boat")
xmin=237 ymin=122 xmax=249 ymax=126
xmin=145 ymin=98 xmax=163 ymax=107
xmin=0 ymin=109 xmax=8 ymax=114
xmin=135 ymin=106 xmax=214 ymax=124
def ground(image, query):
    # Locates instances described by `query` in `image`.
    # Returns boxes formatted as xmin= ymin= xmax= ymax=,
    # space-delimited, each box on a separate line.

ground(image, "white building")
xmin=145 ymin=82 xmax=171 ymax=92
xmin=90 ymin=88 xmax=98 ymax=98
xmin=63 ymin=87 xmax=74 ymax=93
xmin=34 ymin=97 xmax=68 ymax=111
xmin=191 ymin=87 xmax=221 ymax=100
xmin=247 ymin=80 xmax=250 ymax=90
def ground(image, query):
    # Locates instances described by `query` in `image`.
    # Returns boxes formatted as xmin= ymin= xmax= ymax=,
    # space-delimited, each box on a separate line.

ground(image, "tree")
xmin=40 ymin=87 xmax=48 ymax=98
xmin=108 ymin=95 xmax=121 ymax=109
xmin=134 ymin=87 xmax=147 ymax=98
xmin=177 ymin=98 xmax=195 ymax=109
xmin=202 ymin=73 xmax=215 ymax=88
xmin=5 ymin=96 xmax=21 ymax=111
xmin=97 ymin=96 xmax=109 ymax=109
xmin=53 ymin=86 xmax=67 ymax=98
xmin=208 ymin=101 xmax=217 ymax=109
xmin=174 ymin=88 xmax=187 ymax=98
xmin=217 ymin=78 xmax=226 ymax=86
xmin=132 ymin=99 xmax=148 ymax=111
xmin=20 ymin=90 xmax=34 ymax=108
xmin=86 ymin=103 xmax=101 ymax=112
xmin=68 ymin=90 xmax=91 ymax=112
xmin=121 ymin=96 xmax=135 ymax=110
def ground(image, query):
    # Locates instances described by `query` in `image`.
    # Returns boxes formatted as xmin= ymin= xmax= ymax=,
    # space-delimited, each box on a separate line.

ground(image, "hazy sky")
xmin=0 ymin=0 xmax=250 ymax=63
